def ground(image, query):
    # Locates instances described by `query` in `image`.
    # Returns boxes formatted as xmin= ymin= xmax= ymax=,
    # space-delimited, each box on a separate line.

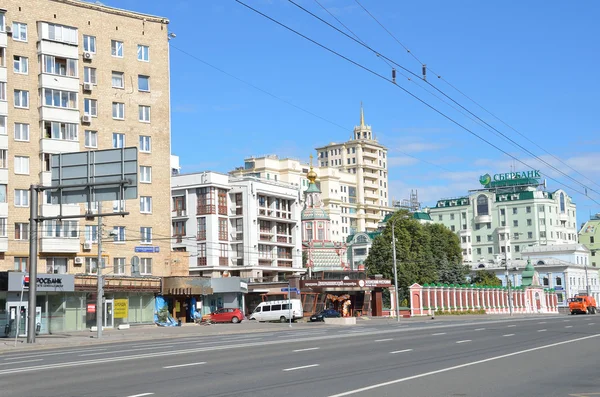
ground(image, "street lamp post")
xmin=391 ymin=220 xmax=400 ymax=322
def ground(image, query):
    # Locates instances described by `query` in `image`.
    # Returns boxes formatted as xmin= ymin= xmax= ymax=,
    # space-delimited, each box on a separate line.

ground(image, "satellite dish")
xmin=131 ymin=256 xmax=140 ymax=273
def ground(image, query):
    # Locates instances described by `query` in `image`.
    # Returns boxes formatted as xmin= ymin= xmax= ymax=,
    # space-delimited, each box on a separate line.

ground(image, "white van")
xmin=249 ymin=299 xmax=303 ymax=322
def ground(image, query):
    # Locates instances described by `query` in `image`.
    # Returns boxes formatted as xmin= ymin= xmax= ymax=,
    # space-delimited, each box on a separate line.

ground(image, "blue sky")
xmin=101 ymin=0 xmax=599 ymax=226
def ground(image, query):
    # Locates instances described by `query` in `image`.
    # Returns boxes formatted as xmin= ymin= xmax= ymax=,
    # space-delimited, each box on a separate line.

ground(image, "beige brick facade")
xmin=0 ymin=0 xmax=173 ymax=277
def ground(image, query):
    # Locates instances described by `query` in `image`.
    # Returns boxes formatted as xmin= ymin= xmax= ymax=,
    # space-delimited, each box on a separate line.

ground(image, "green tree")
xmin=423 ymin=223 xmax=467 ymax=284
xmin=471 ymin=270 xmax=502 ymax=286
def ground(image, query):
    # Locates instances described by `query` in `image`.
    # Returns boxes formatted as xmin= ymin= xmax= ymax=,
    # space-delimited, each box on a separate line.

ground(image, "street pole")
xmin=27 ymin=184 xmax=39 ymax=344
xmin=505 ymin=234 xmax=513 ymax=316
xmin=288 ymin=281 xmax=292 ymax=328
xmin=584 ymin=263 xmax=590 ymax=296
xmin=96 ymin=202 xmax=104 ymax=339
xmin=391 ymin=220 xmax=400 ymax=322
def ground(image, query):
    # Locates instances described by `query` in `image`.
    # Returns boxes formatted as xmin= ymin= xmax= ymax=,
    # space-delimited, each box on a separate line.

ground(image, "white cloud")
xmin=387 ymin=156 xmax=419 ymax=167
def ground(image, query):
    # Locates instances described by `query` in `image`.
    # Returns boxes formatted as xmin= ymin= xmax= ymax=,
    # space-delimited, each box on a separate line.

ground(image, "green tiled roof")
xmin=413 ymin=212 xmax=431 ymax=221
xmin=436 ymin=197 xmax=470 ymax=208
xmin=301 ymin=207 xmax=330 ymax=221
xmin=346 ymin=231 xmax=381 ymax=243
xmin=310 ymin=249 xmax=345 ymax=270
xmin=494 ymin=191 xmax=535 ymax=202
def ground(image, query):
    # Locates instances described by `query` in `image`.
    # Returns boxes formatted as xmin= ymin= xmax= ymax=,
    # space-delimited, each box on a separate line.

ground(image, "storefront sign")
xmin=114 ymin=299 xmax=128 ymax=319
xmin=87 ymin=304 xmax=96 ymax=313
xmin=301 ymin=279 xmax=392 ymax=289
xmin=8 ymin=272 xmax=75 ymax=292
xmin=135 ymin=246 xmax=160 ymax=253
xmin=479 ymin=170 xmax=541 ymax=185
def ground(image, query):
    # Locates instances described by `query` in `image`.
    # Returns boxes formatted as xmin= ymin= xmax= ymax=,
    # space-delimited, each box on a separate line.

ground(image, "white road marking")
xmin=589 ymin=323 xmax=596 ymax=326
xmin=503 ymin=334 xmax=515 ymax=337
xmin=538 ymin=321 xmax=546 ymax=324
xmin=327 ymin=334 xmax=600 ymax=397
xmin=4 ymin=348 xmax=107 ymax=361
xmin=0 ymin=359 xmax=43 ymax=366
xmin=563 ymin=319 xmax=570 ymax=322
xmin=431 ymin=332 xmax=446 ymax=336
xmin=565 ymin=325 xmax=573 ymax=328
xmin=163 ymin=362 xmax=206 ymax=369
xmin=390 ymin=349 xmax=413 ymax=354
xmin=474 ymin=328 xmax=485 ymax=331
xmin=374 ymin=338 xmax=393 ymax=342
xmin=125 ymin=393 xmax=154 ymax=397
xmin=283 ymin=364 xmax=319 ymax=372
xmin=293 ymin=347 xmax=320 ymax=352
xmin=538 ymin=329 xmax=547 ymax=332
xmin=507 ymin=325 xmax=516 ymax=328
xmin=456 ymin=340 xmax=471 ymax=344
xmin=79 ymin=345 xmax=174 ymax=357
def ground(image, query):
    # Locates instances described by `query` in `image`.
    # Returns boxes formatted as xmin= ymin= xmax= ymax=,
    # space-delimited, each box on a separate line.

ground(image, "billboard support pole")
xmin=27 ymin=185 xmax=39 ymax=344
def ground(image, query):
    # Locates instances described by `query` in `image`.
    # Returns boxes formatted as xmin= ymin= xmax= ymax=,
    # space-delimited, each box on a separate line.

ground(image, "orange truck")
xmin=568 ymin=295 xmax=597 ymax=315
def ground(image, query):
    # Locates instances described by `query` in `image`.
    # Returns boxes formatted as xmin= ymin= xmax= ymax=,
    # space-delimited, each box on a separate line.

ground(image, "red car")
xmin=209 ymin=308 xmax=244 ymax=323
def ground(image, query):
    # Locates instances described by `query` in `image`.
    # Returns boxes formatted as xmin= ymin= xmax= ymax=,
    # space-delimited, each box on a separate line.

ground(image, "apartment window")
xmin=111 ymin=71 xmax=124 ymax=88
xmin=476 ymin=248 xmax=481 ymax=255
xmin=140 ymin=258 xmax=152 ymax=275
xmin=14 ymin=123 xmax=29 ymax=141
xmin=219 ymin=218 xmax=228 ymax=241
xmin=138 ymin=75 xmax=150 ymax=91
xmin=513 ymin=220 xmax=518 ymax=227
xmin=111 ymin=40 xmax=123 ymax=57
xmin=515 ymin=245 xmax=520 ymax=252
xmin=476 ymin=236 xmax=481 ymax=243
xmin=85 ymin=258 xmax=102 ymax=274
xmin=113 ymin=226 xmax=125 ymax=242
xmin=219 ymin=243 xmax=228 ymax=260
xmin=14 ymin=257 xmax=28 ymax=272
xmin=500 ymin=209 xmax=505 ymax=216
xmin=46 ymin=258 xmax=68 ymax=274
xmin=14 ymin=90 xmax=29 ymax=108
xmin=112 ymin=133 xmax=125 ymax=148
xmin=528 ymin=232 xmax=533 ymax=239
xmin=85 ymin=225 xmax=98 ymax=243
xmin=197 ymin=217 xmax=206 ymax=240
xmin=140 ymin=196 xmax=152 ymax=213
xmin=527 ymin=219 xmax=532 ymax=226
xmin=114 ymin=258 xmax=125 ymax=275
xmin=84 ymin=130 xmax=97 ymax=148
xmin=113 ymin=200 xmax=125 ymax=212
xmin=0 ymin=116 xmax=6 ymax=135
xmin=13 ymin=56 xmax=28 ymax=74
xmin=12 ymin=22 xmax=27 ymax=41
xmin=139 ymin=136 xmax=151 ymax=153
xmin=84 ymin=98 xmax=97 ymax=116
xmin=43 ymin=89 xmax=77 ymax=109
xmin=83 ymin=35 xmax=96 ymax=53
xmin=450 ymin=214 xmax=455 ymax=220
xmin=137 ymin=44 xmax=149 ymax=61
xmin=44 ymin=220 xmax=78 ymax=238
xmin=0 ymin=217 xmax=5 ymax=237
xmin=43 ymin=121 xmax=78 ymax=141
xmin=42 ymin=55 xmax=77 ymax=77
xmin=112 ymin=102 xmax=125 ymax=119
xmin=15 ymin=223 xmax=29 ymax=240
xmin=0 ymin=185 xmax=6 ymax=202
xmin=487 ymin=234 xmax=493 ymax=242
xmin=488 ymin=247 xmax=493 ymax=254
xmin=15 ymin=156 xmax=29 ymax=175
xmin=83 ymin=67 xmax=97 ymax=84
xmin=0 ymin=47 xmax=4 ymax=68
xmin=138 ymin=105 xmax=150 ymax=122
xmin=526 ymin=206 xmax=531 ymax=213
xmin=44 ymin=23 xmax=78 ymax=45
xmin=140 ymin=166 xmax=152 ymax=183
xmin=0 ymin=12 xmax=4 ymax=32
xmin=140 ymin=227 xmax=152 ymax=244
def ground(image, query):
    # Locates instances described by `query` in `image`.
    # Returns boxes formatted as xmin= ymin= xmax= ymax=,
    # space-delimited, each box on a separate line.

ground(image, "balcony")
xmin=363 ymin=172 xmax=378 ymax=180
xmin=197 ymin=258 xmax=207 ymax=267
xmin=0 ymin=65 xmax=6 ymax=81
xmin=0 ymin=32 xmax=6 ymax=47
xmin=197 ymin=231 xmax=206 ymax=241
xmin=39 ymin=237 xmax=80 ymax=253
xmin=219 ymin=257 xmax=228 ymax=266
xmin=0 ymin=133 xmax=7 ymax=149
xmin=197 ymin=205 xmax=215 ymax=215
xmin=362 ymin=150 xmax=377 ymax=159
xmin=0 ymin=203 xmax=7 ymax=216
xmin=0 ymin=237 xmax=7 ymax=252
xmin=40 ymin=204 xmax=80 ymax=217
xmin=0 ymin=101 xmax=7 ymax=115
xmin=39 ymin=107 xmax=80 ymax=124
xmin=39 ymin=138 xmax=80 ymax=154
xmin=37 ymin=39 xmax=79 ymax=59
xmin=277 ymin=261 xmax=293 ymax=268
xmin=172 ymin=209 xmax=188 ymax=218
xmin=218 ymin=205 xmax=228 ymax=216
xmin=0 ymin=168 xmax=7 ymax=184
xmin=365 ymin=189 xmax=379 ymax=199
xmin=39 ymin=73 xmax=79 ymax=92
xmin=39 ymin=171 xmax=52 ymax=186
xmin=475 ymin=214 xmax=492 ymax=224
xmin=230 ymin=207 xmax=243 ymax=216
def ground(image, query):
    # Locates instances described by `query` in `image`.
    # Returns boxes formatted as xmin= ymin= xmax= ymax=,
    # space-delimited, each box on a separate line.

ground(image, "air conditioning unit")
xmin=83 ymin=82 xmax=93 ymax=91
xmin=83 ymin=241 xmax=92 ymax=250
xmin=5 ymin=26 xmax=12 ymax=35
xmin=74 ymin=256 xmax=84 ymax=264
xmin=81 ymin=114 xmax=92 ymax=123
xmin=83 ymin=51 xmax=93 ymax=60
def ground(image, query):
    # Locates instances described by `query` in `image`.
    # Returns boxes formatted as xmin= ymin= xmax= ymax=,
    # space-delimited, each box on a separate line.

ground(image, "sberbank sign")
xmin=479 ymin=170 xmax=541 ymax=186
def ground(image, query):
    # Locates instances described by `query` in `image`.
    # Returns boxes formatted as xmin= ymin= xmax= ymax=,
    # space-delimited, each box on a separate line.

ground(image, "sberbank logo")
xmin=479 ymin=174 xmax=492 ymax=185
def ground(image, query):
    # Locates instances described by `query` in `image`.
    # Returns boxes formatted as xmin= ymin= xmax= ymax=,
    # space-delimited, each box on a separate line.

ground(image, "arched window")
xmin=477 ymin=195 xmax=489 ymax=216
xmin=478 ymin=263 xmax=486 ymax=269
xmin=536 ymin=260 xmax=545 ymax=266
xmin=560 ymin=192 xmax=566 ymax=213
xmin=356 ymin=235 xmax=367 ymax=243
xmin=305 ymin=222 xmax=313 ymax=241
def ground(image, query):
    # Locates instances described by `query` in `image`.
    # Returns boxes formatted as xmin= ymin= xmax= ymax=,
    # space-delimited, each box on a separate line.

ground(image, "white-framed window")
xmin=112 ymin=133 xmax=125 ymax=148
xmin=140 ymin=166 xmax=152 ymax=183
xmin=113 ymin=200 xmax=125 ymax=213
xmin=114 ymin=258 xmax=125 ymax=275
xmin=138 ymin=75 xmax=150 ymax=91
xmin=12 ymin=22 xmax=27 ymax=42
xmin=14 ymin=123 xmax=29 ymax=141
xmin=112 ymin=102 xmax=125 ymax=119
xmin=43 ymin=121 xmax=78 ymax=141
xmin=140 ymin=227 xmax=152 ymax=244
xmin=140 ymin=258 xmax=152 ymax=275
xmin=85 ymin=257 xmax=105 ymax=275
xmin=113 ymin=226 xmax=125 ymax=242
xmin=46 ymin=258 xmax=68 ymax=274
xmin=43 ymin=89 xmax=77 ymax=109
xmin=0 ymin=48 xmax=4 ymax=68
xmin=0 ymin=82 xmax=6 ymax=101
xmin=0 ymin=184 xmax=6 ymax=202
xmin=85 ymin=130 xmax=97 ymax=148
xmin=111 ymin=71 xmax=124 ymax=88
xmin=44 ymin=220 xmax=78 ymax=238
xmin=137 ymin=45 xmax=149 ymax=61
xmin=140 ymin=196 xmax=152 ymax=213
xmin=14 ymin=156 xmax=29 ymax=174
xmin=85 ymin=225 xmax=98 ymax=243
xmin=13 ymin=55 xmax=28 ymax=74
xmin=41 ymin=55 xmax=77 ymax=77
xmin=0 ymin=152 xmax=6 ymax=169
xmin=138 ymin=105 xmax=150 ymax=122
xmin=14 ymin=90 xmax=29 ymax=108
xmin=15 ymin=223 xmax=29 ymax=240
xmin=111 ymin=40 xmax=123 ymax=57
xmin=0 ymin=12 xmax=5 ymax=32
xmin=14 ymin=189 xmax=29 ymax=207
xmin=0 ymin=217 xmax=6 ymax=237
xmin=139 ymin=136 xmax=151 ymax=153
xmin=83 ymin=67 xmax=97 ymax=84
xmin=14 ymin=257 xmax=27 ymax=271
xmin=83 ymin=35 xmax=96 ymax=53
xmin=44 ymin=23 xmax=78 ymax=45
xmin=0 ymin=116 xmax=6 ymax=135
xmin=84 ymin=98 xmax=97 ymax=117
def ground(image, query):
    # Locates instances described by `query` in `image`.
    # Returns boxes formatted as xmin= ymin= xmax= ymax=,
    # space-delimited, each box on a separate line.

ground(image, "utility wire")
xmin=234 ymin=0 xmax=600 ymax=206
xmin=286 ymin=0 xmax=600 ymax=199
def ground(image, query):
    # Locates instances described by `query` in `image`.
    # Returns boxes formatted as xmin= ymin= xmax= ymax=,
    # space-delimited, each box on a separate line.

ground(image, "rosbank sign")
xmin=8 ymin=272 xmax=75 ymax=292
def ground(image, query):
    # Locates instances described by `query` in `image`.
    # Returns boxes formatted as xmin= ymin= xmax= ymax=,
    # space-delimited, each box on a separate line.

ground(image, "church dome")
xmin=301 ymin=207 xmax=330 ymax=221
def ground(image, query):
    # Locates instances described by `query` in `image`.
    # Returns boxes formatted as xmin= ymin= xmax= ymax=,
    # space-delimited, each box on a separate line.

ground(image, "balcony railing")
xmin=277 ymin=261 xmax=293 ymax=268
xmin=197 ymin=204 xmax=215 ymax=215
xmin=172 ymin=209 xmax=187 ymax=217
xmin=218 ymin=205 xmax=227 ymax=215
xmin=219 ymin=257 xmax=228 ymax=266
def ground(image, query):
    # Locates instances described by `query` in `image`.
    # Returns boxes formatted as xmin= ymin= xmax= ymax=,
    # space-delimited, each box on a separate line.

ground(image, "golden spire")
xmin=307 ymin=154 xmax=317 ymax=183
xmin=360 ymin=101 xmax=365 ymax=127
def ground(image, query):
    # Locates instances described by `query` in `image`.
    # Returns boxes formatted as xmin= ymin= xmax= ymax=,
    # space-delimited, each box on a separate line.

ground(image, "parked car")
xmin=209 ymin=308 xmax=244 ymax=323
xmin=310 ymin=309 xmax=341 ymax=322
xmin=248 ymin=299 xmax=304 ymax=322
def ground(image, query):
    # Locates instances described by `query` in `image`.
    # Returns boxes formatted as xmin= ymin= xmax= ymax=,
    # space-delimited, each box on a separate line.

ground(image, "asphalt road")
xmin=1 ymin=315 xmax=599 ymax=397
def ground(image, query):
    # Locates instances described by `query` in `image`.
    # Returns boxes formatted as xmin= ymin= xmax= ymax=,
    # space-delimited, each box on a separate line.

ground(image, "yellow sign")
xmin=114 ymin=299 xmax=128 ymax=319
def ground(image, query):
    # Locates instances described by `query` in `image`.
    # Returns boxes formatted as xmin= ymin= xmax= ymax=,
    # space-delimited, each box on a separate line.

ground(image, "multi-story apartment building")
xmin=0 ymin=0 xmax=172 ymax=333
xmin=171 ymin=172 xmax=303 ymax=283
xmin=425 ymin=171 xmax=578 ymax=265
xmin=578 ymin=214 xmax=600 ymax=267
